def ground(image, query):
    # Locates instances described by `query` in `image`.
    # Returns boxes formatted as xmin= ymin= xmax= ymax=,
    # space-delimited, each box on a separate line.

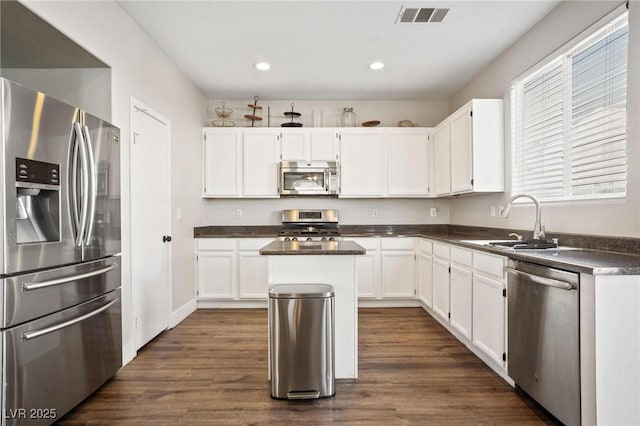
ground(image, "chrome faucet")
xmin=501 ymin=193 xmax=546 ymax=240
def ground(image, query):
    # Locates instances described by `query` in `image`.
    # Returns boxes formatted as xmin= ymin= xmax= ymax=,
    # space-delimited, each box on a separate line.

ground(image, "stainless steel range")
xmin=278 ymin=209 xmax=341 ymax=242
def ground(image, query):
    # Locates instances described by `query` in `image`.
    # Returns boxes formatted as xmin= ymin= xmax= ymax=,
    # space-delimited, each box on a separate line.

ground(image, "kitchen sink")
xmin=461 ymin=239 xmax=578 ymax=251
xmin=488 ymin=240 xmax=557 ymax=249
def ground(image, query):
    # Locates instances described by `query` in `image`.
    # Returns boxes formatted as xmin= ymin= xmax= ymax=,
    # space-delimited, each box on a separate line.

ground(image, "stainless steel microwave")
xmin=279 ymin=161 xmax=339 ymax=196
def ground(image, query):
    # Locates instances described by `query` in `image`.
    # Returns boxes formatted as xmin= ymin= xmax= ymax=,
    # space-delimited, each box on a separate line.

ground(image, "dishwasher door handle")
xmin=505 ymin=267 xmax=577 ymax=290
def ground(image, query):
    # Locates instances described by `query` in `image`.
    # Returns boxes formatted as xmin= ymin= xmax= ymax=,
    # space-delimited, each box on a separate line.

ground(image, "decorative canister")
xmin=340 ymin=107 xmax=356 ymax=127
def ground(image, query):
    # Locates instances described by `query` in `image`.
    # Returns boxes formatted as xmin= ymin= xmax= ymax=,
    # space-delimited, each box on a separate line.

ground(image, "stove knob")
xmin=284 ymin=237 xmax=291 ymax=241
xmin=306 ymin=237 xmax=313 ymax=242
xmin=292 ymin=237 xmax=298 ymax=241
xmin=329 ymin=236 xmax=336 ymax=241
xmin=321 ymin=237 xmax=328 ymax=242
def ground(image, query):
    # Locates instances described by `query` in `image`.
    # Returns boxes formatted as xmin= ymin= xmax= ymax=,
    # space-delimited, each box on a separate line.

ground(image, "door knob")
xmin=162 ymin=235 xmax=172 ymax=243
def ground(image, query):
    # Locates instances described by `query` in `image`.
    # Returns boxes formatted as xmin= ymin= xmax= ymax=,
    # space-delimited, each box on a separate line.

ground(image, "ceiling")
xmin=118 ymin=1 xmax=560 ymax=101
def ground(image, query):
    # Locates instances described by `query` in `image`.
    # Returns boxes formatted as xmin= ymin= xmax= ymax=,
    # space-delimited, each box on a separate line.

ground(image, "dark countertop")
xmin=259 ymin=240 xmax=366 ymax=256
xmin=194 ymin=224 xmax=640 ymax=275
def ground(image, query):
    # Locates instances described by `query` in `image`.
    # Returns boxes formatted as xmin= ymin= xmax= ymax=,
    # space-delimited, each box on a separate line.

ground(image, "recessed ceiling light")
xmin=369 ymin=61 xmax=385 ymax=71
xmin=254 ymin=62 xmax=271 ymax=71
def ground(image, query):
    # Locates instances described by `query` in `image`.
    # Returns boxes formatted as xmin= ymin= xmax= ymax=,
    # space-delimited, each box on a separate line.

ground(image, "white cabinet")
xmin=196 ymin=238 xmax=271 ymax=302
xmin=195 ymin=239 xmax=236 ymax=299
xmin=280 ymin=129 xmax=339 ymax=161
xmin=310 ymin=130 xmax=340 ymax=161
xmin=237 ymin=239 xmax=270 ymax=299
xmin=416 ymin=239 xmax=433 ymax=307
xmin=431 ymin=243 xmax=474 ymax=340
xmin=433 ymin=121 xmax=451 ymax=196
xmin=203 ymin=127 xmax=433 ymax=199
xmin=380 ymin=238 xmax=416 ymax=298
xmin=449 ymin=247 xmax=473 ymax=339
xmin=387 ymin=129 xmax=430 ymax=197
xmin=243 ymin=130 xmax=280 ymax=197
xmin=339 ymin=129 xmax=386 ymax=197
xmin=202 ymin=128 xmax=279 ymax=198
xmin=433 ymin=99 xmax=504 ymax=195
xmin=202 ymin=129 xmax=241 ymax=197
xmin=352 ymin=237 xmax=416 ymax=301
xmin=432 ymin=243 xmax=450 ymax=322
xmin=279 ymin=129 xmax=308 ymax=160
xmin=351 ymin=238 xmax=380 ymax=299
xmin=472 ymin=252 xmax=506 ymax=367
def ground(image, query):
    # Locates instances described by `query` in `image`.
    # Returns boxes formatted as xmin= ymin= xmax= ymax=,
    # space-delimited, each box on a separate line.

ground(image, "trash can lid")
xmin=269 ymin=284 xmax=334 ymax=299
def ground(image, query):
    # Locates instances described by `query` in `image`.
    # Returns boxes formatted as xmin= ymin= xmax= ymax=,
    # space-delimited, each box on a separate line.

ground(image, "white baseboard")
xmin=357 ymin=299 xmax=422 ymax=308
xmin=122 ymin=340 xmax=136 ymax=366
xmin=197 ymin=299 xmax=268 ymax=309
xmin=170 ymin=298 xmax=197 ymax=328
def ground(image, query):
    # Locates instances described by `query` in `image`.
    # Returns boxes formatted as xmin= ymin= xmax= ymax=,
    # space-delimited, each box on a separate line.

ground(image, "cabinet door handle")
xmin=163 ymin=235 xmax=172 ymax=243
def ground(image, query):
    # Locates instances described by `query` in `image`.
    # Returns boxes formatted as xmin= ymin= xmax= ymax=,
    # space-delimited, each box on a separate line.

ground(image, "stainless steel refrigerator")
xmin=0 ymin=78 xmax=122 ymax=425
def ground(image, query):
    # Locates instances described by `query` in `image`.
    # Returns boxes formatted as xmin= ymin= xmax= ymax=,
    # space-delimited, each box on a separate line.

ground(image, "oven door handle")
xmin=21 ymin=263 xmax=118 ymax=292
xmin=21 ymin=297 xmax=118 ymax=341
xmin=505 ymin=267 xmax=576 ymax=290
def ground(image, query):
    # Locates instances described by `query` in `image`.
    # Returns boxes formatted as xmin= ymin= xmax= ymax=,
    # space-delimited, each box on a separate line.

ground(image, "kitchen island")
xmin=260 ymin=240 xmax=365 ymax=379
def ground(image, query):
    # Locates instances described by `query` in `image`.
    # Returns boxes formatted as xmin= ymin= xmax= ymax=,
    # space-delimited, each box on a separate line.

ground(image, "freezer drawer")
xmin=1 ymin=258 xmax=120 ymax=328
xmin=1 ymin=289 xmax=122 ymax=425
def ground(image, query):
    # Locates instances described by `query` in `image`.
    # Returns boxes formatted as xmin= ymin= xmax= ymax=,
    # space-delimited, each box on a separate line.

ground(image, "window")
xmin=511 ymin=11 xmax=628 ymax=202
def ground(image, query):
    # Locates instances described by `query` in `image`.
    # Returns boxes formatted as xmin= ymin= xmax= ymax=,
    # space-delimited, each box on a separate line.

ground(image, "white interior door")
xmin=130 ymin=98 xmax=171 ymax=350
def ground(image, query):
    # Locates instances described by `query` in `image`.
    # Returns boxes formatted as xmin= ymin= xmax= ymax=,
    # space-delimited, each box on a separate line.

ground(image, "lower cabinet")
xmin=472 ymin=252 xmax=507 ymax=368
xmin=380 ymin=238 xmax=416 ymax=298
xmin=449 ymin=247 xmax=473 ymax=340
xmin=424 ymin=239 xmax=507 ymax=375
xmin=196 ymin=238 xmax=270 ymax=303
xmin=352 ymin=237 xmax=417 ymax=301
xmin=416 ymin=239 xmax=433 ymax=308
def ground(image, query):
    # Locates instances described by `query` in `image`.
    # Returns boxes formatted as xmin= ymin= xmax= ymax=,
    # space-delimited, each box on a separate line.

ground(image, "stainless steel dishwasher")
xmin=506 ymin=259 xmax=580 ymax=426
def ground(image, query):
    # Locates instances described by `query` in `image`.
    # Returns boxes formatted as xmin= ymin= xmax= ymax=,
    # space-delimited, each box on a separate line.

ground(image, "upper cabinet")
xmin=202 ymin=128 xmax=279 ymax=198
xmin=387 ymin=129 xmax=430 ymax=197
xmin=339 ymin=129 xmax=386 ymax=197
xmin=279 ymin=129 xmax=339 ymax=161
xmin=243 ymin=129 xmax=280 ymax=197
xmin=202 ymin=128 xmax=241 ymax=197
xmin=433 ymin=99 xmax=504 ymax=196
xmin=202 ymin=127 xmax=431 ymax=198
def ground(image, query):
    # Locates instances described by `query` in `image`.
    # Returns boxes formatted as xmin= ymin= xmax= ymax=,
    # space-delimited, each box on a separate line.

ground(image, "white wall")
xmin=22 ymin=0 xmax=209 ymax=362
xmin=448 ymin=1 xmax=640 ymax=238
xmin=208 ymin=98 xmax=449 ymax=128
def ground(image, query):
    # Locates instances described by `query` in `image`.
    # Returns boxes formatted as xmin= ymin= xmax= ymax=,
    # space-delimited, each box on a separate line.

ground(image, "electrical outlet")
xmin=236 ymin=209 xmax=242 ymax=218
xmin=430 ymin=207 xmax=437 ymax=217
xmin=372 ymin=208 xmax=379 ymax=218
xmin=490 ymin=206 xmax=496 ymax=217
xmin=176 ymin=208 xmax=182 ymax=220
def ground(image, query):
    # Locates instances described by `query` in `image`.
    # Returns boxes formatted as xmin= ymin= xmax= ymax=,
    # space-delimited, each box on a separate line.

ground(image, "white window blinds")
xmin=511 ymin=12 xmax=628 ymax=202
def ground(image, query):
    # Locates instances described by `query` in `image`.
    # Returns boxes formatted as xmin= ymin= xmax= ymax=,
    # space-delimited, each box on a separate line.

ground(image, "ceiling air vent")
xmin=396 ymin=6 xmax=449 ymax=24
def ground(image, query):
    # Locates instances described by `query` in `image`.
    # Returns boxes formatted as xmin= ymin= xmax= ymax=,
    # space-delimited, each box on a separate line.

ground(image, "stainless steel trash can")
xmin=268 ymin=284 xmax=335 ymax=400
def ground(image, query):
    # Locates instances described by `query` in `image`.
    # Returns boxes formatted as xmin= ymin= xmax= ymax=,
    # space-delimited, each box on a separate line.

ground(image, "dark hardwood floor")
xmin=59 ymin=308 xmax=559 ymax=425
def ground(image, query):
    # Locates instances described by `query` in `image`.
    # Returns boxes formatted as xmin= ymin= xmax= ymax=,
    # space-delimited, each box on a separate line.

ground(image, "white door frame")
xmin=129 ymin=97 xmax=172 ymax=355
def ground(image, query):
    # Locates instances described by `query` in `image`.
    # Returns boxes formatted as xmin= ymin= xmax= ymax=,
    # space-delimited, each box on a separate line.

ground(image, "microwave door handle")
xmin=325 ymin=169 xmax=329 ymax=191
xmin=81 ymin=125 xmax=97 ymax=245
xmin=75 ymin=122 xmax=90 ymax=247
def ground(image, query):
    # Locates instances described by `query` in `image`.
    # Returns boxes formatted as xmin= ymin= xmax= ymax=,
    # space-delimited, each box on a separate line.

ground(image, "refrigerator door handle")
xmin=67 ymin=123 xmax=82 ymax=243
xmin=21 ymin=297 xmax=118 ymax=341
xmin=76 ymin=122 xmax=90 ymax=247
xmin=21 ymin=263 xmax=118 ymax=292
xmin=82 ymin=125 xmax=97 ymax=246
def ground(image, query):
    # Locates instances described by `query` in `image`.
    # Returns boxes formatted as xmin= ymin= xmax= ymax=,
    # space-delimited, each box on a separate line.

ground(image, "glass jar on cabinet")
xmin=340 ymin=107 xmax=356 ymax=127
